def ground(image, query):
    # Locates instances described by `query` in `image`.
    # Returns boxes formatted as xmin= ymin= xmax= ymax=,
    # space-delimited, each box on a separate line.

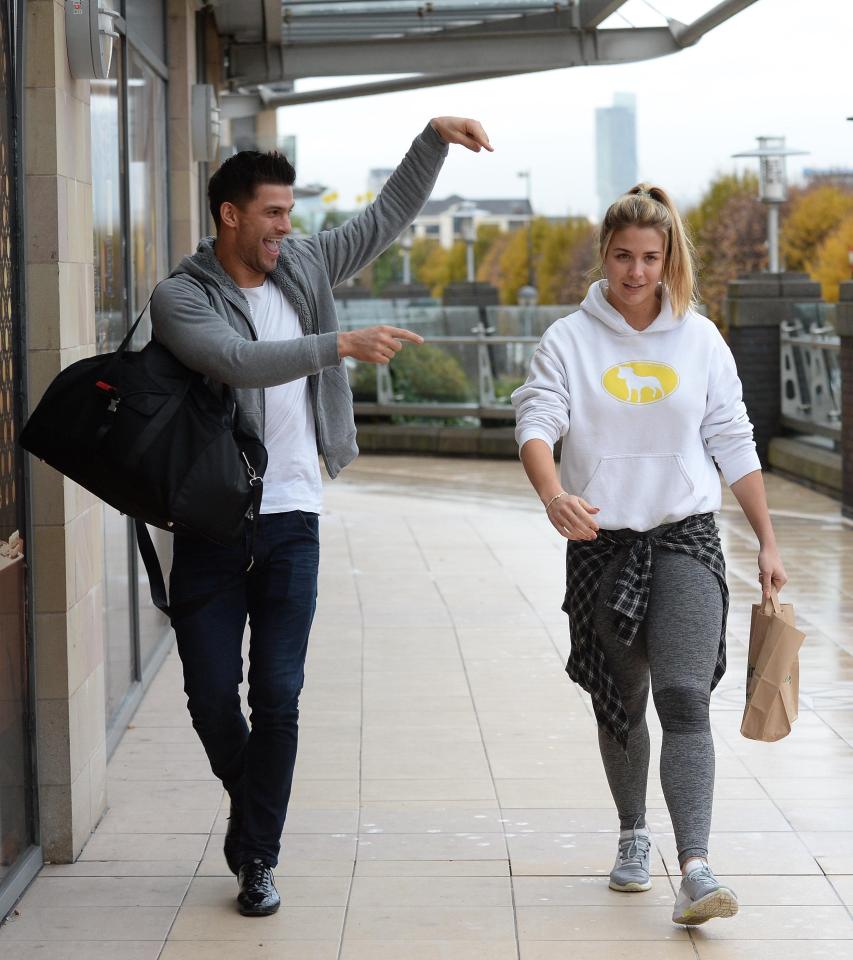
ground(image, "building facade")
xmin=0 ymin=0 xmax=262 ymax=919
xmin=595 ymin=92 xmax=638 ymax=218
xmin=413 ymin=194 xmax=533 ymax=248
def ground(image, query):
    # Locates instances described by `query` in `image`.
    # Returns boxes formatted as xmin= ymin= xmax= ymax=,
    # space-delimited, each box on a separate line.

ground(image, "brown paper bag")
xmin=740 ymin=587 xmax=804 ymax=742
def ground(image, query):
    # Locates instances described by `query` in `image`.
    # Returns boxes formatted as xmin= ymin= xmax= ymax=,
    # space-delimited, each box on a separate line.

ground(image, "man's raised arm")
xmin=314 ymin=117 xmax=492 ymax=290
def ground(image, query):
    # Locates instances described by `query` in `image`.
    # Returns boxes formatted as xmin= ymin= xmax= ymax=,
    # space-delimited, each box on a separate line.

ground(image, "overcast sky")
xmin=276 ymin=0 xmax=851 ymax=218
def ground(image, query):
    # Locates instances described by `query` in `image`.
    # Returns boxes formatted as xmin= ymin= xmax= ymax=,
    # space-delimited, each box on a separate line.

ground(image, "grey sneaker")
xmin=672 ymin=863 xmax=738 ymax=925
xmin=609 ymin=825 xmax=652 ymax=892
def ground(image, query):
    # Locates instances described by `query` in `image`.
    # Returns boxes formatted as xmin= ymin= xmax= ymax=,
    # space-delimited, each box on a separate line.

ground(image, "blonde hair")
xmin=598 ymin=183 xmax=697 ymax=316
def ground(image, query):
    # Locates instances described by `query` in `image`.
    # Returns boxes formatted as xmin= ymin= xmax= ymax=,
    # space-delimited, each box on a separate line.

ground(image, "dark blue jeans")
xmin=169 ymin=511 xmax=319 ymax=867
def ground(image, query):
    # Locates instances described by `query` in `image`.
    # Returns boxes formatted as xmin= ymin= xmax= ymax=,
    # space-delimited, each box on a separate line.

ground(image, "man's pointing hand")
xmin=338 ymin=326 xmax=424 ymax=364
xmin=430 ymin=117 xmax=494 ymax=153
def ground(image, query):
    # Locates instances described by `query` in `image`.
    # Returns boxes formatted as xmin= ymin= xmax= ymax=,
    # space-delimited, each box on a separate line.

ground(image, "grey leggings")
xmin=594 ymin=547 xmax=724 ymax=865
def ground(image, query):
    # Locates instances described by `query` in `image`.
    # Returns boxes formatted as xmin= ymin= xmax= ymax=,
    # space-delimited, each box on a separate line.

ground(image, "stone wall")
xmin=25 ymin=0 xmax=106 ymax=861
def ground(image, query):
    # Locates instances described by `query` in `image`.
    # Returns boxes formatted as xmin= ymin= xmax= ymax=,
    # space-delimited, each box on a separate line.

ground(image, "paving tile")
xmin=0 ymin=906 xmax=177 ymax=941
xmin=347 ymin=876 xmax=512 ymax=907
xmin=513 ymin=875 xmax=677 ymax=908
xmin=357 ymin=832 xmax=507 ymax=861
xmin=196 ymin=843 xmax=354 ymax=879
xmin=693 ymin=943 xmax=853 ymax=960
xmin=358 ymin=805 xmax=504 ymax=834
xmin=98 ymin=808 xmax=218 ymax=835
xmin=181 ymin=875 xmax=350 ymax=907
xmin=77 ymin=833 xmax=209 ymax=862
xmin=361 ymin=780 xmax=496 ymax=802
xmin=342 ymin=905 xmax=516 ymax=940
xmin=506 ymin=832 xmax=669 ymax=877
xmin=777 ymin=803 xmax=853 ymax=832
xmin=519 ymin=944 xmax=696 ymax=960
xmin=161 ymin=945 xmax=339 ymax=960
xmin=516 ymin=904 xmax=690 ymax=940
xmin=169 ymin=905 xmax=346 ymax=941
xmin=829 ymin=875 xmax=853 ymax=905
xmin=213 ymin=806 xmax=359 ymax=835
xmin=654 ymin=831 xmax=821 ymax=875
xmin=340 ymin=943 xmax=518 ymax=960
xmin=681 ymin=905 xmax=853 ymax=939
xmin=353 ymin=860 xmax=510 ymax=878
xmin=0 ymin=943 xmax=164 ymax=960
xmin=16 ymin=876 xmax=191 ymax=908
xmin=37 ymin=861 xmax=198 ymax=878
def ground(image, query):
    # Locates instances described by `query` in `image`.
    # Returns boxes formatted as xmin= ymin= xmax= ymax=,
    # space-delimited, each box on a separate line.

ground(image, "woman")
xmin=511 ymin=184 xmax=787 ymax=925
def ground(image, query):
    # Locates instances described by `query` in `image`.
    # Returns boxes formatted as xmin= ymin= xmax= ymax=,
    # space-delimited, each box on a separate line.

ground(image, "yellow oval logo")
xmin=602 ymin=361 xmax=679 ymax=405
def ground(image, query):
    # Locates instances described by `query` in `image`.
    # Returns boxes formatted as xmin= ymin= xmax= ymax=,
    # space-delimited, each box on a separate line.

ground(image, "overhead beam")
xmin=670 ymin=0 xmax=758 ymax=47
xmin=228 ymin=24 xmax=680 ymax=82
xmin=577 ymin=0 xmax=627 ymax=29
xmin=222 ymin=68 xmax=539 ymax=116
xmin=263 ymin=0 xmax=281 ymax=43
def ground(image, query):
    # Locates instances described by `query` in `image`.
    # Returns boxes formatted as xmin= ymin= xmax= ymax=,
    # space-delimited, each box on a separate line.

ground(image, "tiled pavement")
xmin=2 ymin=454 xmax=853 ymax=959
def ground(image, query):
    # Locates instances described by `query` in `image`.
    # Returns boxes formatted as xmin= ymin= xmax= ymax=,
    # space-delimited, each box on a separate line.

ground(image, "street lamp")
xmin=517 ymin=169 xmax=536 ymax=300
xmin=458 ymin=201 xmax=477 ymax=283
xmin=732 ymin=136 xmax=808 ymax=273
xmin=399 ymin=226 xmax=414 ymax=286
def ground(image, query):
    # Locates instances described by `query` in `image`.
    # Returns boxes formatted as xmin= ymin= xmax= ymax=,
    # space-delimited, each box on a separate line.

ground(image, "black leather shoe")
xmin=223 ymin=805 xmax=243 ymax=876
xmin=237 ymin=859 xmax=280 ymax=916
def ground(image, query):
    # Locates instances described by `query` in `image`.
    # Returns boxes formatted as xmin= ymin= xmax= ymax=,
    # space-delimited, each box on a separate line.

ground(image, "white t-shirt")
xmin=240 ymin=279 xmax=323 ymax=514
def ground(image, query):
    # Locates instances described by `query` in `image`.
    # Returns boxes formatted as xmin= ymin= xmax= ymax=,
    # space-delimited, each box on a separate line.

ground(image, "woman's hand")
xmin=546 ymin=493 xmax=600 ymax=541
xmin=758 ymin=542 xmax=788 ymax=598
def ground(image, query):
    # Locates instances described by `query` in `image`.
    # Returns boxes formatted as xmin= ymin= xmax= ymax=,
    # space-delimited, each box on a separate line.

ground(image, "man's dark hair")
xmin=208 ymin=150 xmax=297 ymax=229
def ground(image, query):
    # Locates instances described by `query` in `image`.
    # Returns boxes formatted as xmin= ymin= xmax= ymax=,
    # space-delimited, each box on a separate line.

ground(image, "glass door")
xmin=0 ymin=0 xmax=39 ymax=920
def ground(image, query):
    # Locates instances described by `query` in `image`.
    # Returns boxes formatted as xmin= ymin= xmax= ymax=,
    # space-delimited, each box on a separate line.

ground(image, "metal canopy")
xmin=213 ymin=0 xmax=759 ymax=114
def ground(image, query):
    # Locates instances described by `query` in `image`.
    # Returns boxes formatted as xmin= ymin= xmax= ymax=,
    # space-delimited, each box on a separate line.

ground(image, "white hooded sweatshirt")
xmin=512 ymin=280 xmax=761 ymax=532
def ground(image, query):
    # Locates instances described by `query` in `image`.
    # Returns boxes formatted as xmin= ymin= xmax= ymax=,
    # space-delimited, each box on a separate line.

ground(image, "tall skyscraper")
xmin=595 ymin=93 xmax=638 ymax=218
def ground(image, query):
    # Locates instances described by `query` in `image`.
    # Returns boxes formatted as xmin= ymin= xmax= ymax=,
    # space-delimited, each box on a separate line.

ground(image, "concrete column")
xmin=255 ymin=109 xmax=279 ymax=152
xmin=837 ymin=282 xmax=853 ymax=519
xmin=167 ymin=0 xmax=200 ymax=263
xmin=25 ymin=0 xmax=107 ymax=861
xmin=724 ymin=272 xmax=822 ymax=466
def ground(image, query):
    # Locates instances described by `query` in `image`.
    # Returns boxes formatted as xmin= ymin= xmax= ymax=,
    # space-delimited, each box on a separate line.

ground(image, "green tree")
xmin=391 ymin=342 xmax=472 ymax=402
xmin=370 ymin=243 xmax=402 ymax=295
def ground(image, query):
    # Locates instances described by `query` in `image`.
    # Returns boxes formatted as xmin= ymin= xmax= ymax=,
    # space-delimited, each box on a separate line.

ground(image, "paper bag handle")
xmin=761 ymin=584 xmax=782 ymax=616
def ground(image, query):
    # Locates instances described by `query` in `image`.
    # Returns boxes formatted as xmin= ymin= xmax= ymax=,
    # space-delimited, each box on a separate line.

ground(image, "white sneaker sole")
xmin=609 ymin=878 xmax=652 ymax=892
xmin=673 ymin=887 xmax=739 ymax=925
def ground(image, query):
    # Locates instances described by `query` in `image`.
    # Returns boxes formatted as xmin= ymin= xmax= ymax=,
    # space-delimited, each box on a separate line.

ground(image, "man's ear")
xmin=219 ymin=201 xmax=239 ymax=229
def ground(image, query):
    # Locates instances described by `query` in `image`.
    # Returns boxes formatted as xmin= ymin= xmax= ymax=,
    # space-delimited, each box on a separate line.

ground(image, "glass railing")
xmin=339 ymin=302 xmax=577 ymax=423
xmin=780 ymin=302 xmax=840 ymax=439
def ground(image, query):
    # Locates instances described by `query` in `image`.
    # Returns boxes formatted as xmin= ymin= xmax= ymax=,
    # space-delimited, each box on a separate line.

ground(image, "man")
xmin=151 ymin=117 xmax=492 ymax=916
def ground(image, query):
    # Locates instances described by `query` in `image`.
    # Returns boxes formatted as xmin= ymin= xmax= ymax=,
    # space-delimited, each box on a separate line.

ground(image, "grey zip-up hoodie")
xmin=151 ymin=122 xmax=449 ymax=478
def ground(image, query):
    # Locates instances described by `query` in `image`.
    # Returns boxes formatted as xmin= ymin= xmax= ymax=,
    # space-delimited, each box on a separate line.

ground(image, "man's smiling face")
xmin=227 ymin=183 xmax=295 ymax=280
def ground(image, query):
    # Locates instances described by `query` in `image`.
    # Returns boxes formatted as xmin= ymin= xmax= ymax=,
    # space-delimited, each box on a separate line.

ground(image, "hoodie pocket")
xmin=580 ymin=454 xmax=695 ymax=506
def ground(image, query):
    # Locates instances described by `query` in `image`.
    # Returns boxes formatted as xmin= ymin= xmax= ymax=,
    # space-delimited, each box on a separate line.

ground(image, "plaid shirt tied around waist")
xmin=561 ymin=512 xmax=728 ymax=748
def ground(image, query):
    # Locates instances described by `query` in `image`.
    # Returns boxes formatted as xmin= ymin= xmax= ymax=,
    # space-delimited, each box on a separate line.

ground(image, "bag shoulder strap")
xmin=134 ymin=477 xmax=263 ymax=622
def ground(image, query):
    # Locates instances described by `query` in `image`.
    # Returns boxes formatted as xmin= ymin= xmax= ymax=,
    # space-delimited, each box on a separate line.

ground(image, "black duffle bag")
xmin=19 ymin=298 xmax=267 ymax=619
